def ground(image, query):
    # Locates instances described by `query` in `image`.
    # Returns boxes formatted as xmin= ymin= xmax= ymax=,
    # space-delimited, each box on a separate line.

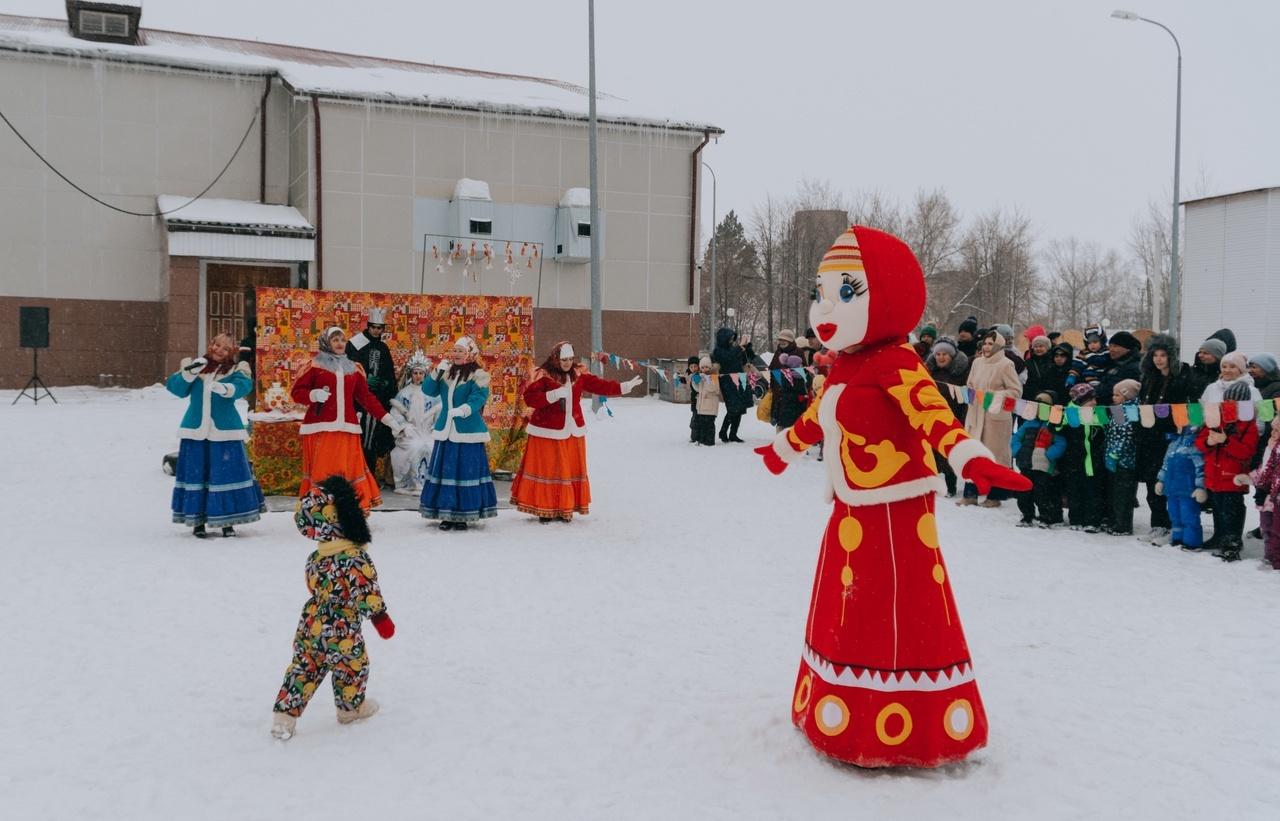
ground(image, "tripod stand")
xmin=12 ymin=347 xmax=56 ymax=405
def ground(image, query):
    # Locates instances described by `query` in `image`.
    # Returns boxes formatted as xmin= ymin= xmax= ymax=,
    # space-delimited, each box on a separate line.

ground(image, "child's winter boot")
xmin=271 ymin=712 xmax=297 ymax=740
xmin=337 ymin=698 xmax=380 ymax=725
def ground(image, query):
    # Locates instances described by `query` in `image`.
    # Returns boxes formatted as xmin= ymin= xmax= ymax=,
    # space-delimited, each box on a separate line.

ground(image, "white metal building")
xmin=1180 ymin=185 xmax=1280 ymax=356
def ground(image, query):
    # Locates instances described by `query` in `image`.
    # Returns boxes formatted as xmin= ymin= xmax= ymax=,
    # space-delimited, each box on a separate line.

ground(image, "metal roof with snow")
xmin=0 ymin=13 xmax=723 ymax=134
xmin=157 ymin=196 xmax=316 ymax=262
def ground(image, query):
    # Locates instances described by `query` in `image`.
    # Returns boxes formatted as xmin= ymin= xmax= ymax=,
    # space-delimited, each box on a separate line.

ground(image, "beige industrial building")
xmin=0 ymin=3 xmax=722 ymax=387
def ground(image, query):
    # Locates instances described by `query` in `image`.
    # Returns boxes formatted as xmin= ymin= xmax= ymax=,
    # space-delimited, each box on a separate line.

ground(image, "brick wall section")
xmin=0 ymin=296 xmax=165 ymax=388
xmin=533 ymin=307 xmax=704 ymax=385
xmin=163 ymin=256 xmax=201 ymax=376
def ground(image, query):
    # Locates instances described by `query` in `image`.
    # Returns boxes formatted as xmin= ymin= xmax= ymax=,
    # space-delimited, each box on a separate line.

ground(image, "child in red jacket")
xmin=1195 ymin=382 xmax=1260 ymax=561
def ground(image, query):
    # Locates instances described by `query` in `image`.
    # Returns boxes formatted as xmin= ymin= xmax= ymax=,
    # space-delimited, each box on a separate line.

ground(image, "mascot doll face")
xmin=809 ymin=226 xmax=926 ymax=351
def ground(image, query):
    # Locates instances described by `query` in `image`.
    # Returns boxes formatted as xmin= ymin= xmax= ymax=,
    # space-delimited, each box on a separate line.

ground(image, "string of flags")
xmin=590 ymin=351 xmax=816 ymax=388
xmin=939 ymin=382 xmax=1280 ymax=428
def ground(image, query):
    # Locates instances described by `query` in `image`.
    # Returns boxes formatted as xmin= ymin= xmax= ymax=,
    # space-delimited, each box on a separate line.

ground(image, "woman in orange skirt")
xmin=291 ymin=326 xmax=403 ymax=510
xmin=511 ymin=341 xmax=642 ymax=522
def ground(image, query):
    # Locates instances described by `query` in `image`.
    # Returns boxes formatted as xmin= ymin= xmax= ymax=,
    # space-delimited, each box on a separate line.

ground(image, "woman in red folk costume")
xmin=291 ymin=326 xmax=403 ymax=511
xmin=756 ymin=226 xmax=1030 ymax=768
xmin=510 ymin=342 xmax=643 ymax=522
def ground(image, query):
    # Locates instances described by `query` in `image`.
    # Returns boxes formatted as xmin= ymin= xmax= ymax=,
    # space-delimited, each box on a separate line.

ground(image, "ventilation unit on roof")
xmin=66 ymin=1 xmax=143 ymax=45
xmin=449 ymin=178 xmax=495 ymax=239
xmin=553 ymin=188 xmax=595 ymax=263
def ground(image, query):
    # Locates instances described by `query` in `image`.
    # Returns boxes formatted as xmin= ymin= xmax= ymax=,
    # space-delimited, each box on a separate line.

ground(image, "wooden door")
xmin=206 ymin=263 xmax=292 ymax=343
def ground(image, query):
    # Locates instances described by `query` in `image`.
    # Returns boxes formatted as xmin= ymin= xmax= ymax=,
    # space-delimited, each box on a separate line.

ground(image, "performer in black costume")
xmin=345 ymin=308 xmax=399 ymax=479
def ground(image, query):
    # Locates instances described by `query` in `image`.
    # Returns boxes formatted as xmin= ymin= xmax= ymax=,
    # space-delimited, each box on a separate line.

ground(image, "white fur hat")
xmin=454 ymin=336 xmax=480 ymax=356
xmin=558 ymin=342 xmax=575 ymax=359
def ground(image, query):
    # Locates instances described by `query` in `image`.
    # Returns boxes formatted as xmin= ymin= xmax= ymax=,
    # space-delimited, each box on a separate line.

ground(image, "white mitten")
xmin=309 ymin=387 xmax=331 ymax=403
xmin=621 ymin=376 xmax=643 ymax=393
xmin=449 ymin=405 xmax=472 ymax=419
xmin=435 ymin=360 xmax=451 ymax=374
xmin=208 ymin=381 xmax=235 ymax=398
xmin=1233 ymin=473 xmax=1252 ymax=487
xmin=381 ymin=413 xmax=404 ymax=435
xmin=1154 ymin=481 xmax=1165 ymax=496
xmin=1192 ymin=488 xmax=1208 ymax=504
xmin=179 ymin=357 xmax=204 ymax=382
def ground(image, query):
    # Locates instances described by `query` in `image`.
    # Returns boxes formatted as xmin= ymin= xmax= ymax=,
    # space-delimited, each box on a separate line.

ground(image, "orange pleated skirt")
xmin=510 ymin=434 xmax=591 ymax=520
xmin=299 ymin=431 xmax=382 ymax=511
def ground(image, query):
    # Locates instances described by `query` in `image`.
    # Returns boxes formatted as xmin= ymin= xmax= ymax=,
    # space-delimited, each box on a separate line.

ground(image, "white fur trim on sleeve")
xmin=947 ymin=437 xmax=992 ymax=478
xmin=771 ymin=429 xmax=804 ymax=464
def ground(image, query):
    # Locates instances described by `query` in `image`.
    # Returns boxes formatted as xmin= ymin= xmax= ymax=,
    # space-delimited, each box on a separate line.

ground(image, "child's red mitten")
xmin=371 ymin=612 xmax=396 ymax=639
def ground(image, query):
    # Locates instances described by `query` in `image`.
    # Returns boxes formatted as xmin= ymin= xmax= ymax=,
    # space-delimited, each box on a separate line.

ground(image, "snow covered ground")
xmin=5 ymin=386 xmax=1280 ymax=820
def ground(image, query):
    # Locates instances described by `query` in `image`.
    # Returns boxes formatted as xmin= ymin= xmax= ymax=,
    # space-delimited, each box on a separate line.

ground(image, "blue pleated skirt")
xmin=171 ymin=439 xmax=267 ymax=527
xmin=419 ymin=440 xmax=498 ymax=522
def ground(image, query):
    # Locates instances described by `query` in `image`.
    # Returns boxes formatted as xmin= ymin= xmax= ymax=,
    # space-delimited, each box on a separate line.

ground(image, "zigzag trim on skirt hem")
xmin=514 ymin=502 xmax=589 ymax=520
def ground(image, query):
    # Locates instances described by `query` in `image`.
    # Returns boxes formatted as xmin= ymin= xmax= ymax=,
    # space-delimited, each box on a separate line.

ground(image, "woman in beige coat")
xmin=960 ymin=330 xmax=1023 ymax=507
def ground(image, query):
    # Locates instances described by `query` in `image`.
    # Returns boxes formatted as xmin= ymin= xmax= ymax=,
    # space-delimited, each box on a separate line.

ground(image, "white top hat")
xmin=367 ymin=308 xmax=387 ymax=325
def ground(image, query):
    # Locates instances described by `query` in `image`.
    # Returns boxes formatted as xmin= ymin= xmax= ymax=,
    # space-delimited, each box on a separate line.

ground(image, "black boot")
xmin=539 ymin=517 xmax=554 ymax=524
xmin=718 ymin=419 xmax=729 ymax=443
xmin=438 ymin=521 xmax=454 ymax=531
xmin=454 ymin=522 xmax=469 ymax=531
xmin=192 ymin=524 xmax=207 ymax=539
xmin=221 ymin=526 xmax=237 ymax=538
xmin=1213 ymin=539 xmax=1242 ymax=562
xmin=728 ymin=415 xmax=744 ymax=442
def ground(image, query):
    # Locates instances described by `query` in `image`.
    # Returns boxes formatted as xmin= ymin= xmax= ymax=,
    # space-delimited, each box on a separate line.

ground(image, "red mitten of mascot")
xmin=755 ymin=225 xmax=1029 ymax=768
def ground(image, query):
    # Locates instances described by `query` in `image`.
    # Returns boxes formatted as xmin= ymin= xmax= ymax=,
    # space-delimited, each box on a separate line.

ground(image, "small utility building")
xmin=1180 ymin=185 xmax=1280 ymax=356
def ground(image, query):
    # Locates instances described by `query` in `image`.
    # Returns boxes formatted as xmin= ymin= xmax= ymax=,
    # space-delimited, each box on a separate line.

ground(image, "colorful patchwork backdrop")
xmin=254 ymin=287 xmax=533 ymax=475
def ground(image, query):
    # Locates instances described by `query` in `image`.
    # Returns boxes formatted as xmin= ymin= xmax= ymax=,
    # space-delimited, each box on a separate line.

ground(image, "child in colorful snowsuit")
xmin=1250 ymin=422 xmax=1280 ymax=569
xmin=272 ymin=476 xmax=395 ymax=740
xmin=1062 ymin=383 xmax=1107 ymax=532
xmin=684 ymin=355 xmax=700 ymax=443
xmin=1103 ymin=379 xmax=1142 ymax=535
xmin=1156 ymin=426 xmax=1208 ymax=549
xmin=1011 ymin=390 xmax=1067 ymax=527
xmin=691 ymin=357 xmax=721 ymax=446
xmin=1195 ymin=381 xmax=1260 ymax=561
xmin=1081 ymin=325 xmax=1110 ymax=385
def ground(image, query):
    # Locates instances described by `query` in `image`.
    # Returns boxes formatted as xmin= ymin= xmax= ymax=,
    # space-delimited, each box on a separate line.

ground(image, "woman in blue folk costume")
xmin=418 ymin=336 xmax=498 ymax=531
xmin=166 ymin=333 xmax=265 ymax=538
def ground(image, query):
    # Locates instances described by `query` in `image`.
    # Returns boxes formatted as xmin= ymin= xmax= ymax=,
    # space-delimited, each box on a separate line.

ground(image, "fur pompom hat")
xmin=295 ymin=476 xmax=371 ymax=544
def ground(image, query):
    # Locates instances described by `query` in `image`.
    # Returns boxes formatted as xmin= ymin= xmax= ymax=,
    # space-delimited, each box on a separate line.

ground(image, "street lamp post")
xmin=1112 ymin=9 xmax=1182 ymax=335
xmin=702 ymin=160 xmax=717 ymax=350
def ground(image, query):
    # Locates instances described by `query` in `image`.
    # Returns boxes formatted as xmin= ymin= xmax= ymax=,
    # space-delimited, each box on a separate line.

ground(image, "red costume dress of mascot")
xmin=757 ymin=226 xmax=1030 ymax=768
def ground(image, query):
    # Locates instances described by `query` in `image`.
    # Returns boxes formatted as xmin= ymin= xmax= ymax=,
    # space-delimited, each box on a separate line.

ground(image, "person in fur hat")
xmin=1010 ymin=389 xmax=1067 ymax=527
xmin=1104 ymin=378 xmax=1143 ymax=534
xmin=1135 ymin=334 xmax=1195 ymax=543
xmin=1156 ymin=426 xmax=1208 ymax=550
xmin=292 ymin=326 xmax=404 ymax=511
xmin=166 ymin=332 xmax=267 ymax=537
xmin=417 ymin=336 xmax=499 ymax=530
xmin=1080 ymin=324 xmax=1110 ymax=385
xmin=755 ymin=225 xmax=1029 ymax=768
xmin=510 ymin=341 xmax=642 ymax=522
xmin=271 ymin=475 xmax=395 ymax=740
xmin=346 ymin=308 xmax=399 ymax=478
xmin=1195 ymin=380 xmax=1260 ymax=560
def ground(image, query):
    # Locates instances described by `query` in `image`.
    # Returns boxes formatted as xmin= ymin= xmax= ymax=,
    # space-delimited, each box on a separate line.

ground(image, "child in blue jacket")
xmin=1011 ymin=390 xmax=1068 ymax=527
xmin=1156 ymin=425 xmax=1208 ymax=549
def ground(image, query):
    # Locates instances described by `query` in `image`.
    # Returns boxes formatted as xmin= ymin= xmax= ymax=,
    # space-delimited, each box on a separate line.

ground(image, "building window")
xmin=79 ymin=10 xmax=130 ymax=37
xmin=576 ymin=222 xmax=591 ymax=238
xmin=469 ymin=219 xmax=492 ymax=235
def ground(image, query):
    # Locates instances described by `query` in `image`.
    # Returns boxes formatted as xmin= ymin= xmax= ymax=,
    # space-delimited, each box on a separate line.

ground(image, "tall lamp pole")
xmin=702 ymin=160 xmax=717 ymax=349
xmin=1112 ymin=9 xmax=1182 ymax=335
xmin=588 ymin=0 xmax=603 ymax=377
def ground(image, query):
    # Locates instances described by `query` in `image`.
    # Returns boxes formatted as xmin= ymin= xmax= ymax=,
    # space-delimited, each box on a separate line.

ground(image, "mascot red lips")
xmin=755 ymin=224 xmax=1030 ymax=769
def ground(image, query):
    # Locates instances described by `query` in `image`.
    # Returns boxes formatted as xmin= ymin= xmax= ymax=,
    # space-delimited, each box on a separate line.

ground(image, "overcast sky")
xmin=3 ymin=0 xmax=1277 ymax=257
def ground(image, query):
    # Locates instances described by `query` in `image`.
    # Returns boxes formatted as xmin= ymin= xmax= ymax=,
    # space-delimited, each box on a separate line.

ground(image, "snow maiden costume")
xmin=418 ymin=336 xmax=499 ymax=530
xmin=388 ymin=350 xmax=441 ymax=494
xmin=291 ymin=326 xmax=403 ymax=511
xmin=166 ymin=334 xmax=266 ymax=537
xmin=756 ymin=226 xmax=1030 ymax=768
xmin=510 ymin=341 xmax=642 ymax=522
xmin=271 ymin=475 xmax=395 ymax=741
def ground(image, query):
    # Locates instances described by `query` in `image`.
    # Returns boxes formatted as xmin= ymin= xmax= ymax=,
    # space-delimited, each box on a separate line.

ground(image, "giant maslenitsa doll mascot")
xmin=756 ymin=225 xmax=1030 ymax=768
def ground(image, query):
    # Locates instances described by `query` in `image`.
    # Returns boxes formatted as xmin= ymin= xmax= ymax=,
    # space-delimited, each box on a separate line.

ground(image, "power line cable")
xmin=0 ymin=105 xmax=260 ymax=218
